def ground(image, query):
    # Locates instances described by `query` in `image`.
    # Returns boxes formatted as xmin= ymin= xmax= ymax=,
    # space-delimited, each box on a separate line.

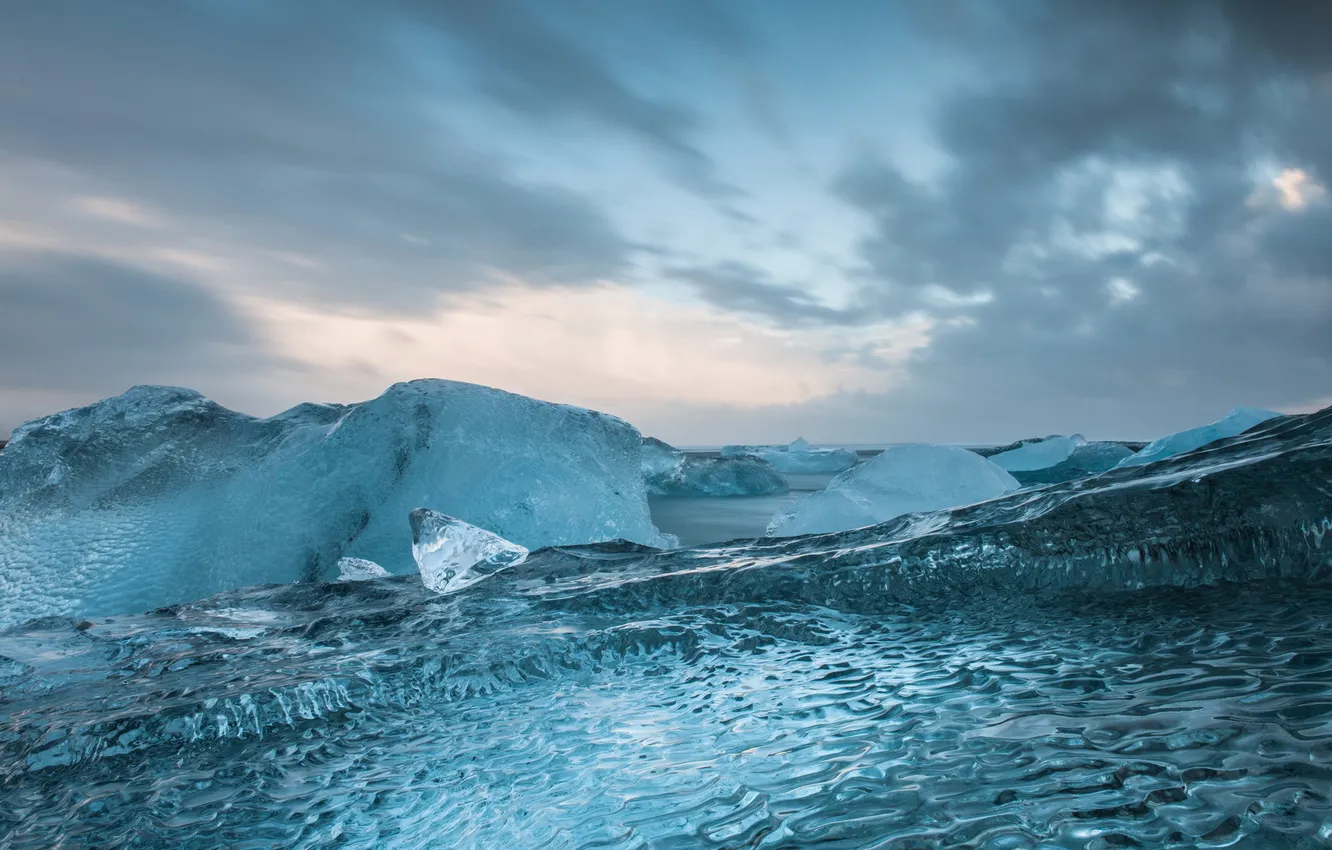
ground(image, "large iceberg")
xmin=767 ymin=443 xmax=1019 ymax=536
xmin=720 ymin=437 xmax=860 ymax=474
xmin=642 ymin=438 xmax=787 ymax=497
xmin=1117 ymin=406 xmax=1283 ymax=467
xmin=0 ymin=380 xmax=672 ymax=628
xmin=410 ymin=508 xmax=528 ymax=595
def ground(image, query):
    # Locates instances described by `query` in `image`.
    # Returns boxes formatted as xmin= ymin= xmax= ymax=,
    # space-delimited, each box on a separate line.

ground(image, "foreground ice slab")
xmin=985 ymin=434 xmax=1085 ymax=472
xmin=4 ymin=406 xmax=1328 ymax=849
xmin=0 ymin=381 xmax=671 ymax=628
xmin=337 ymin=558 xmax=391 ymax=582
xmin=720 ymin=437 xmax=860 ymax=474
xmin=767 ymin=444 xmax=1019 ymax=536
xmin=642 ymin=437 xmax=787 ymax=497
xmin=410 ymin=508 xmax=528 ymax=594
xmin=1118 ymin=406 xmax=1283 ymax=467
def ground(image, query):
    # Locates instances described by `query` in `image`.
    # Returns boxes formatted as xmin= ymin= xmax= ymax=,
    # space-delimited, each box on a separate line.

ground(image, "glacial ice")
xmin=642 ymin=437 xmax=787 ymax=497
xmin=1006 ymin=440 xmax=1136 ymax=486
xmin=767 ymin=443 xmax=1019 ymax=536
xmin=1117 ymin=405 xmax=1283 ymax=467
xmin=0 ymin=380 xmax=672 ymax=628
xmin=2 ymin=403 xmax=1331 ymax=848
xmin=337 ymin=557 xmax=390 ymax=582
xmin=410 ymin=508 xmax=528 ymax=595
xmin=720 ymin=437 xmax=860 ymax=474
xmin=986 ymin=434 xmax=1085 ymax=472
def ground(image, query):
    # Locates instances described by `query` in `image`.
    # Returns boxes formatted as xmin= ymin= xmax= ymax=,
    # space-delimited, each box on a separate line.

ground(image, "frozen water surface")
xmin=1 ymin=404 xmax=1330 ymax=848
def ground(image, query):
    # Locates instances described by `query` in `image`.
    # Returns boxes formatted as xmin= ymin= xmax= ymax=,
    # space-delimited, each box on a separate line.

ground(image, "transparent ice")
xmin=336 ymin=557 xmax=390 ymax=582
xmin=410 ymin=508 xmax=529 ymax=595
xmin=642 ymin=437 xmax=787 ymax=497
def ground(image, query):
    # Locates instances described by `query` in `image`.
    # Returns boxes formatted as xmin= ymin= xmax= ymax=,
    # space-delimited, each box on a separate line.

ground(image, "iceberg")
xmin=767 ymin=443 xmax=1019 ymax=536
xmin=337 ymin=557 xmax=391 ymax=582
xmin=1117 ymin=405 xmax=1283 ymax=467
xmin=410 ymin=508 xmax=528 ymax=595
xmin=642 ymin=437 xmax=787 ymax=497
xmin=985 ymin=434 xmax=1085 ymax=472
xmin=0 ymin=380 xmax=672 ymax=628
xmin=720 ymin=437 xmax=860 ymax=474
xmin=1006 ymin=440 xmax=1136 ymax=486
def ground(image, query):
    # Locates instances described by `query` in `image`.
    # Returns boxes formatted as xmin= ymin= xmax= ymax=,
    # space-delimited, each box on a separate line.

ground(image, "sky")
xmin=1 ymin=0 xmax=1329 ymax=445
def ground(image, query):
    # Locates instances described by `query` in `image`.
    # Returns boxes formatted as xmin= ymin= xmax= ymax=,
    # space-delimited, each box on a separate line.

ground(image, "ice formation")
xmin=642 ymin=437 xmax=787 ymax=497
xmin=767 ymin=444 xmax=1019 ymax=536
xmin=0 ymin=380 xmax=672 ymax=628
xmin=410 ymin=508 xmax=528 ymax=595
xmin=337 ymin=557 xmax=391 ymax=582
xmin=986 ymin=434 xmax=1086 ymax=472
xmin=3 ymin=403 xmax=1331 ymax=848
xmin=1117 ymin=406 xmax=1283 ymax=467
xmin=1007 ymin=440 xmax=1136 ymax=486
xmin=720 ymin=438 xmax=860 ymax=474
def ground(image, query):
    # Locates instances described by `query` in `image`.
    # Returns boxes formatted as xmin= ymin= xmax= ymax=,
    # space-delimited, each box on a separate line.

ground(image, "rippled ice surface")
xmin=3 ymin=410 xmax=1332 ymax=848
xmin=3 ymin=580 xmax=1331 ymax=849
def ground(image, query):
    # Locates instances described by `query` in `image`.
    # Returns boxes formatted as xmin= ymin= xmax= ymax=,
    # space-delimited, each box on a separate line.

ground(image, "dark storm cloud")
xmin=0 ymin=1 xmax=740 ymax=308
xmin=0 ymin=253 xmax=275 ymax=395
xmin=824 ymin=0 xmax=1332 ymax=436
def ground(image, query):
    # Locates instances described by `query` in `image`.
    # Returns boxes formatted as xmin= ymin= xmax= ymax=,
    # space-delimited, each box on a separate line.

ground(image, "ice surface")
xmin=5 ymin=403 xmax=1331 ymax=848
xmin=767 ymin=443 xmax=1019 ymax=536
xmin=986 ymin=434 xmax=1085 ymax=471
xmin=410 ymin=508 xmax=528 ymax=595
xmin=337 ymin=557 xmax=390 ymax=582
xmin=0 ymin=380 xmax=671 ymax=628
xmin=1117 ymin=405 xmax=1283 ymax=467
xmin=642 ymin=437 xmax=787 ymax=497
xmin=721 ymin=437 xmax=860 ymax=474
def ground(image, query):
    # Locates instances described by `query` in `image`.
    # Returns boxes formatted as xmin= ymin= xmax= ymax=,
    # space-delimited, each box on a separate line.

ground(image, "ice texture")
xmin=337 ymin=557 xmax=390 ymax=582
xmin=0 ymin=380 xmax=671 ymax=628
xmin=4 ymin=405 xmax=1330 ymax=849
xmin=410 ymin=508 xmax=528 ymax=595
xmin=1118 ymin=405 xmax=1283 ymax=467
xmin=642 ymin=437 xmax=787 ymax=497
xmin=1007 ymin=440 xmax=1136 ymax=486
xmin=767 ymin=443 xmax=1019 ymax=536
xmin=720 ymin=437 xmax=860 ymax=474
xmin=986 ymin=434 xmax=1085 ymax=471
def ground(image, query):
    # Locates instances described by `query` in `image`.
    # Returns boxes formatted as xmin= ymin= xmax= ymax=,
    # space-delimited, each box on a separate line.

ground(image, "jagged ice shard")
xmin=410 ymin=508 xmax=528 ymax=594
xmin=0 ymin=380 xmax=672 ymax=628
xmin=767 ymin=443 xmax=1019 ymax=536
xmin=336 ymin=557 xmax=391 ymax=582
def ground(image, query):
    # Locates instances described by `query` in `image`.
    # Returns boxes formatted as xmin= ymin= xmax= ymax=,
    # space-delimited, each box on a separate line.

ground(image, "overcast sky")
xmin=2 ymin=0 xmax=1329 ymax=444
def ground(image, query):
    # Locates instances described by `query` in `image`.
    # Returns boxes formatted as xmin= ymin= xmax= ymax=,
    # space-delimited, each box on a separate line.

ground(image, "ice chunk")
xmin=721 ymin=438 xmax=860 ymax=474
xmin=337 ymin=557 xmax=390 ymax=582
xmin=767 ymin=444 xmax=1019 ymax=536
xmin=643 ymin=437 xmax=788 ymax=497
xmin=650 ymin=456 xmax=788 ymax=497
xmin=410 ymin=508 xmax=528 ymax=595
xmin=1117 ymin=406 xmax=1283 ymax=467
xmin=0 ymin=380 xmax=672 ymax=628
xmin=1008 ymin=441 xmax=1135 ymax=486
xmin=986 ymin=434 xmax=1086 ymax=472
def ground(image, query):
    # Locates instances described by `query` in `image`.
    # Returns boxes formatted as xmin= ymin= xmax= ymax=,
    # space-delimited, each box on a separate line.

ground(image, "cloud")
xmin=820 ymin=0 xmax=1332 ymax=437
xmin=0 ymin=253 xmax=290 ymax=433
xmin=667 ymin=261 xmax=860 ymax=326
